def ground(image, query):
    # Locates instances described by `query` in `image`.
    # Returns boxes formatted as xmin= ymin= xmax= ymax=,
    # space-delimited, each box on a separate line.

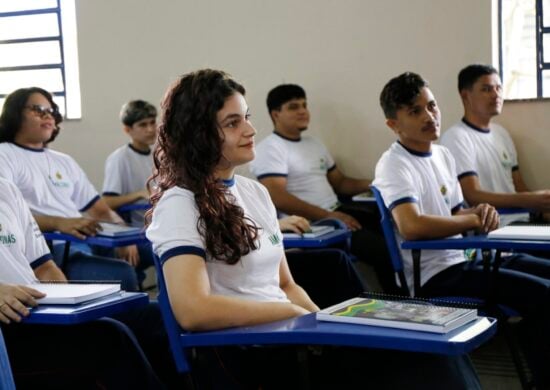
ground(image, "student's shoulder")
xmin=106 ymin=144 xmax=130 ymax=160
xmin=235 ymin=175 xmax=271 ymax=197
xmin=441 ymin=120 xmax=468 ymax=140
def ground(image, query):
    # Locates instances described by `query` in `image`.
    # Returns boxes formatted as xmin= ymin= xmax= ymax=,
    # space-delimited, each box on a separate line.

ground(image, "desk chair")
xmin=371 ymin=186 xmax=532 ymax=389
xmin=0 ymin=328 xmax=16 ymax=390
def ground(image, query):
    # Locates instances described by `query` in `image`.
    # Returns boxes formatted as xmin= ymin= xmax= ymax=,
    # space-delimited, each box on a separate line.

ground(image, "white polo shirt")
xmin=103 ymin=144 xmax=153 ymax=224
xmin=249 ymin=132 xmax=339 ymax=211
xmin=441 ymin=119 xmax=528 ymax=225
xmin=0 ymin=143 xmax=100 ymax=217
xmin=373 ymin=142 xmax=467 ymax=296
xmin=147 ymin=175 xmax=289 ymax=303
xmin=0 ymin=178 xmax=52 ymax=285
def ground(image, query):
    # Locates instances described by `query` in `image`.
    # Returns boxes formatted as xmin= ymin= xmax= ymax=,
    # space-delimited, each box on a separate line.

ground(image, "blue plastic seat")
xmin=0 ymin=327 xmax=16 ymax=390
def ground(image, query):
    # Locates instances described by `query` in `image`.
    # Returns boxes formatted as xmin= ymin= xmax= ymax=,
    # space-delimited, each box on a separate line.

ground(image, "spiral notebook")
xmin=316 ymin=295 xmax=477 ymax=333
xmin=487 ymin=224 xmax=550 ymax=241
xmin=283 ymin=225 xmax=335 ymax=238
xmin=28 ymin=283 xmax=121 ymax=305
xmin=97 ymin=222 xmax=142 ymax=237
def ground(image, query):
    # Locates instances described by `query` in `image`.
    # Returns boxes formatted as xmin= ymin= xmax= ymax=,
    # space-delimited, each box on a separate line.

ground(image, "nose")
xmin=244 ymin=121 xmax=257 ymax=137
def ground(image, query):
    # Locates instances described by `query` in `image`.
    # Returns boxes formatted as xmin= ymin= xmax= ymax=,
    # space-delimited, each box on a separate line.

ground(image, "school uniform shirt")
xmin=102 ymin=144 xmax=153 ymax=225
xmin=0 ymin=178 xmax=52 ymax=284
xmin=441 ymin=119 xmax=529 ymax=225
xmin=249 ymin=132 xmax=339 ymax=212
xmin=147 ymin=175 xmax=289 ymax=303
xmin=373 ymin=142 xmax=467 ymax=296
xmin=0 ymin=143 xmax=100 ymax=218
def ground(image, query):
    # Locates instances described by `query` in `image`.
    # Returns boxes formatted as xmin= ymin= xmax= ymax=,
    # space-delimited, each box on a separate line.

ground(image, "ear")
xmin=386 ymin=118 xmax=399 ymax=135
xmin=123 ymin=125 xmax=132 ymax=135
xmin=459 ymin=89 xmax=469 ymax=103
xmin=270 ymin=109 xmax=279 ymax=124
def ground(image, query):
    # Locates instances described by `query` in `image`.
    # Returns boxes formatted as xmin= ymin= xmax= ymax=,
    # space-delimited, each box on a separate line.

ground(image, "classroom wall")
xmin=56 ymin=0 xmax=496 ymax=189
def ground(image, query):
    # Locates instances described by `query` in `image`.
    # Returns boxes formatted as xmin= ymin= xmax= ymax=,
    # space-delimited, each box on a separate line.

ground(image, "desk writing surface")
xmin=283 ymin=229 xmax=351 ymax=248
xmin=401 ymin=235 xmax=550 ymax=252
xmin=22 ymin=292 xmax=149 ymax=325
xmin=44 ymin=231 xmax=148 ymax=248
xmin=181 ymin=313 xmax=496 ymax=356
xmin=117 ymin=203 xmax=150 ymax=213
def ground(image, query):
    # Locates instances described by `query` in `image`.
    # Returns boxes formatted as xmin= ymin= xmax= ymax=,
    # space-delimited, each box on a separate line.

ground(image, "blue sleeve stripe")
xmin=102 ymin=191 xmax=120 ymax=196
xmin=388 ymin=196 xmax=417 ymax=211
xmin=512 ymin=165 xmax=519 ymax=172
xmin=79 ymin=195 xmax=101 ymax=212
xmin=457 ymin=171 xmax=478 ymax=180
xmin=257 ymin=173 xmax=288 ymax=180
xmin=160 ymin=246 xmax=206 ymax=266
xmin=451 ymin=202 xmax=464 ymax=214
xmin=327 ymin=164 xmax=337 ymax=172
xmin=30 ymin=253 xmax=54 ymax=269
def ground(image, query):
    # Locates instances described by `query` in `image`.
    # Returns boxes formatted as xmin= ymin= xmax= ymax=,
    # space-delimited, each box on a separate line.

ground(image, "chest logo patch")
xmin=0 ymin=223 xmax=16 ymax=245
xmin=440 ymin=185 xmax=447 ymax=196
xmin=267 ymin=233 xmax=281 ymax=246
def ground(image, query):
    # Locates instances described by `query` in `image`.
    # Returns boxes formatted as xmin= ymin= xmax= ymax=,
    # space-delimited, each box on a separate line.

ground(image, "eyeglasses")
xmin=25 ymin=104 xmax=58 ymax=118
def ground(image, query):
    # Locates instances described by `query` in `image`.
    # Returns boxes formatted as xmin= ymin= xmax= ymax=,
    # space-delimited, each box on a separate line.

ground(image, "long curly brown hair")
xmin=147 ymin=69 xmax=259 ymax=265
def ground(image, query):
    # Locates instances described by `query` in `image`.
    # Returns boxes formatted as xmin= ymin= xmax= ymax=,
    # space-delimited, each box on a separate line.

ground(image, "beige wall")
xmin=497 ymin=100 xmax=550 ymax=189
xmin=56 ymin=0 xmax=494 ymax=188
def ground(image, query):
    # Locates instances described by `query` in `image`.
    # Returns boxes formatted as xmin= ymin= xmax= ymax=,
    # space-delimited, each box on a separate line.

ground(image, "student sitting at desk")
xmin=0 ymin=176 xmax=163 ymax=389
xmin=374 ymin=71 xmax=550 ymax=388
xmin=146 ymin=68 xmax=481 ymax=389
xmin=102 ymin=99 xmax=156 ymax=226
xmin=249 ymin=83 xmax=394 ymax=292
xmin=0 ymin=87 xmax=141 ymax=287
xmin=440 ymin=64 xmax=550 ymax=226
xmin=102 ymin=100 xmax=158 ymax=286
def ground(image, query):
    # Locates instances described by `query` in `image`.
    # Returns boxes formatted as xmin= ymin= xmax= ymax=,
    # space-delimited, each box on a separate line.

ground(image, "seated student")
xmin=0 ymin=87 xmax=141 ymax=288
xmin=374 ymin=71 xmax=550 ymax=388
xmin=0 ymin=177 xmax=162 ymax=389
xmin=146 ymin=68 xmax=482 ymax=389
xmin=102 ymin=100 xmax=156 ymax=226
xmin=440 ymin=64 xmax=550 ymax=226
xmin=102 ymin=100 xmax=158 ymax=286
xmin=249 ymin=84 xmax=394 ymax=291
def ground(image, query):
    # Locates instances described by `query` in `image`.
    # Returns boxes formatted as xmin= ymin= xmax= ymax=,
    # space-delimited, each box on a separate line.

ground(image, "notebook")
xmin=283 ymin=225 xmax=335 ymax=238
xmin=317 ymin=296 xmax=477 ymax=334
xmin=97 ymin=222 xmax=142 ymax=237
xmin=487 ymin=224 xmax=550 ymax=241
xmin=352 ymin=190 xmax=375 ymax=202
xmin=29 ymin=283 xmax=121 ymax=304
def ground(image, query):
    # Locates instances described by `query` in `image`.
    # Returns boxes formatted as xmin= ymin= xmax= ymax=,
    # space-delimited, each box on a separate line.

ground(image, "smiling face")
xmin=386 ymin=86 xmax=441 ymax=153
xmin=15 ymin=92 xmax=57 ymax=148
xmin=215 ymin=92 xmax=256 ymax=178
xmin=461 ymin=73 xmax=503 ymax=122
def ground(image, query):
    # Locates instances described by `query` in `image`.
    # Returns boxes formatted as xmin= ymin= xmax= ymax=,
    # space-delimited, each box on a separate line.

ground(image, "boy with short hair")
xmin=102 ymin=100 xmax=157 ymax=225
xmin=374 ymin=71 xmax=550 ymax=388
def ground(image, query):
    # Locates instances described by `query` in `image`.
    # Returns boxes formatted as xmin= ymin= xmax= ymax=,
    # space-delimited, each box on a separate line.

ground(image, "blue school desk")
xmin=282 ymin=229 xmax=352 ymax=249
xmin=22 ymin=292 xmax=149 ymax=325
xmin=117 ymin=203 xmax=150 ymax=214
xmin=401 ymin=235 xmax=550 ymax=252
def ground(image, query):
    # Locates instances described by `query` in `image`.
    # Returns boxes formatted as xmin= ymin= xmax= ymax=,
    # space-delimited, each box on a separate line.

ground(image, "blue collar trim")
xmin=462 ymin=118 xmax=490 ymax=133
xmin=397 ymin=141 xmax=432 ymax=157
xmin=12 ymin=142 xmax=44 ymax=152
xmin=273 ymin=131 xmax=301 ymax=142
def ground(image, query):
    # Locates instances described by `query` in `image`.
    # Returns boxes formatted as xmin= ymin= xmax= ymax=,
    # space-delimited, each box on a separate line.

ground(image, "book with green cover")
xmin=316 ymin=297 xmax=477 ymax=333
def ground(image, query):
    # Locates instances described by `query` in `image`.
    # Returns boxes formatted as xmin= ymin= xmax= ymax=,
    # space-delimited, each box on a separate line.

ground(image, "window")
xmin=0 ymin=0 xmax=81 ymax=118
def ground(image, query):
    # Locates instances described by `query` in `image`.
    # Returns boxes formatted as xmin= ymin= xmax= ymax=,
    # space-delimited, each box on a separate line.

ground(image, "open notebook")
xmin=488 ymin=224 xmax=550 ymax=241
xmin=97 ymin=222 xmax=142 ymax=237
xmin=28 ymin=283 xmax=121 ymax=304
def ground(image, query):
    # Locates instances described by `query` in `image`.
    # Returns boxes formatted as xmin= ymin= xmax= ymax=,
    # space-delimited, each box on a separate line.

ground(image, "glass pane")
xmin=0 ymin=13 xmax=59 ymax=41
xmin=0 ymin=41 xmax=61 ymax=67
xmin=53 ymin=95 xmax=66 ymax=117
xmin=501 ymin=0 xmax=537 ymax=98
xmin=544 ymin=0 xmax=550 ymax=27
xmin=0 ymin=0 xmax=57 ymax=13
xmin=0 ymin=69 xmax=64 ymax=95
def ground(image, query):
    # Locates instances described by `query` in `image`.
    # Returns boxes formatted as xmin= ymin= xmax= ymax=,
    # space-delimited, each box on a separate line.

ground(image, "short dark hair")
xmin=0 ymin=87 xmax=62 ymax=144
xmin=266 ymin=84 xmax=306 ymax=115
xmin=458 ymin=64 xmax=498 ymax=92
xmin=120 ymin=100 xmax=157 ymax=126
xmin=379 ymin=72 xmax=428 ymax=119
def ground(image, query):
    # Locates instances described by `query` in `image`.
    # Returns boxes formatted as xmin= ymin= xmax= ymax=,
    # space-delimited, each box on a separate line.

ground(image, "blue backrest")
xmin=371 ymin=186 xmax=411 ymax=295
xmin=152 ymin=256 xmax=192 ymax=374
xmin=0 ymin=327 xmax=16 ymax=390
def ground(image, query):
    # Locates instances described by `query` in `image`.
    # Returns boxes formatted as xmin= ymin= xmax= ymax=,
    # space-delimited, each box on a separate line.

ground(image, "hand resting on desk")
xmin=0 ymin=283 xmax=45 ymax=324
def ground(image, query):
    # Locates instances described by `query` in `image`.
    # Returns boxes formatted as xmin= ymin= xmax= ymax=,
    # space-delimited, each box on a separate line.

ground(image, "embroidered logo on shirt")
xmin=319 ymin=157 xmax=327 ymax=170
xmin=268 ymin=233 xmax=281 ymax=245
xmin=440 ymin=185 xmax=450 ymax=205
xmin=0 ymin=224 xmax=16 ymax=245
xmin=48 ymin=171 xmax=70 ymax=188
xmin=500 ymin=150 xmax=514 ymax=169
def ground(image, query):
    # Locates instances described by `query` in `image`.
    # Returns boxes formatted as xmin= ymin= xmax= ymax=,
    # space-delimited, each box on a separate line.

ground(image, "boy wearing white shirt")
xmin=440 ymin=64 xmax=550 ymax=225
xmin=374 ymin=72 xmax=550 ymax=388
